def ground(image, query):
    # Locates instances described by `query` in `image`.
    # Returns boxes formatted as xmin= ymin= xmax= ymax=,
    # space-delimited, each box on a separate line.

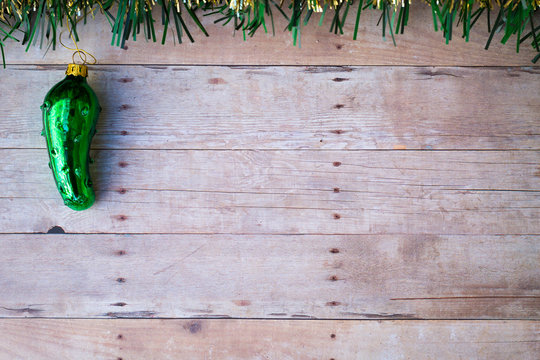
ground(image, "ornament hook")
xmin=59 ymin=14 xmax=97 ymax=65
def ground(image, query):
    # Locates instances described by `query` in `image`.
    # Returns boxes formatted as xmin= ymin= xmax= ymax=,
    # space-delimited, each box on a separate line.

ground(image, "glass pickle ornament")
xmin=41 ymin=64 xmax=101 ymax=210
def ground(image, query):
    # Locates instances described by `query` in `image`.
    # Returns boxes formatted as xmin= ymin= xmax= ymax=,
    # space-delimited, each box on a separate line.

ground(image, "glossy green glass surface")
xmin=41 ymin=74 xmax=101 ymax=211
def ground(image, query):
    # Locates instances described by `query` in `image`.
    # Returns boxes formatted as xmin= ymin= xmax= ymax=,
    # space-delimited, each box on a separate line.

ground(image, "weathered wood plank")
xmin=2 ymin=66 xmax=539 ymax=150
xmin=0 ymin=234 xmax=538 ymax=319
xmin=0 ymin=319 xmax=538 ymax=359
xmin=3 ymin=6 xmax=540 ymax=66
xmin=1 ymin=150 xmax=538 ymax=234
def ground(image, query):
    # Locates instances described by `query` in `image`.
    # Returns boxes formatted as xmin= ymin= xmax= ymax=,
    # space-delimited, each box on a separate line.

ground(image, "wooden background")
xmin=1 ymin=5 xmax=539 ymax=359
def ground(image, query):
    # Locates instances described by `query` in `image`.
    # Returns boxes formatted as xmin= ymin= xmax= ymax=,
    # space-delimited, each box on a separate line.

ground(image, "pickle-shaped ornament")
xmin=41 ymin=63 xmax=101 ymax=210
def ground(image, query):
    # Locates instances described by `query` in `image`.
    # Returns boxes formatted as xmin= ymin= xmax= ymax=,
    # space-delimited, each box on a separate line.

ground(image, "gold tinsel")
xmin=182 ymin=0 xmax=539 ymax=12
xmin=1 ymin=0 xmax=539 ymax=20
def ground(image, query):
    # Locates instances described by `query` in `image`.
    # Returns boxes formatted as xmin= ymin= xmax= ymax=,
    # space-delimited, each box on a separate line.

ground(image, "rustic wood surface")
xmin=3 ymin=6 xmax=540 ymax=66
xmin=0 ymin=234 xmax=538 ymax=319
xmin=1 ymin=149 xmax=539 ymax=234
xmin=2 ymin=66 xmax=539 ymax=150
xmin=1 ymin=320 xmax=539 ymax=360
xmin=1 ymin=6 xmax=539 ymax=358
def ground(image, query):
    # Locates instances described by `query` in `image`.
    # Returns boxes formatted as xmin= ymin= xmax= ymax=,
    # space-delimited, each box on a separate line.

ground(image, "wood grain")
xmin=0 ymin=319 xmax=538 ymax=359
xmin=0 ymin=234 xmax=538 ymax=319
xmin=1 ymin=149 xmax=539 ymax=234
xmin=3 ymin=6 xmax=540 ymax=66
xmin=2 ymin=66 xmax=539 ymax=150
xmin=2 ymin=5 xmax=539 ymax=355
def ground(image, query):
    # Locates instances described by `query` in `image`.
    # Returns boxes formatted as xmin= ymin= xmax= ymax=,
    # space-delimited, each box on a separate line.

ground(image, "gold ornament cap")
xmin=66 ymin=63 xmax=88 ymax=77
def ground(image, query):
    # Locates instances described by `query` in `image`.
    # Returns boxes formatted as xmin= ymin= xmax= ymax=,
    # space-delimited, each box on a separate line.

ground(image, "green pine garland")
xmin=0 ymin=0 xmax=539 ymax=66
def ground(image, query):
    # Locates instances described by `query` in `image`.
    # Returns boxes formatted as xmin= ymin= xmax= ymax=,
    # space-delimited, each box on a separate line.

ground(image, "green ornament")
xmin=41 ymin=64 xmax=101 ymax=211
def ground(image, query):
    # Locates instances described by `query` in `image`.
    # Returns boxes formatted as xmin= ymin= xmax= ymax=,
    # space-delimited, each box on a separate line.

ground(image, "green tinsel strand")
xmin=1 ymin=0 xmax=539 ymax=65
xmin=353 ymin=0 xmax=364 ymax=40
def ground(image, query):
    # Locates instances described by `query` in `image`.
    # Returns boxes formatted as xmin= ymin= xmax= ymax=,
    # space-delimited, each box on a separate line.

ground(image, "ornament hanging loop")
xmin=71 ymin=49 xmax=97 ymax=66
xmin=59 ymin=14 xmax=98 ymax=66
